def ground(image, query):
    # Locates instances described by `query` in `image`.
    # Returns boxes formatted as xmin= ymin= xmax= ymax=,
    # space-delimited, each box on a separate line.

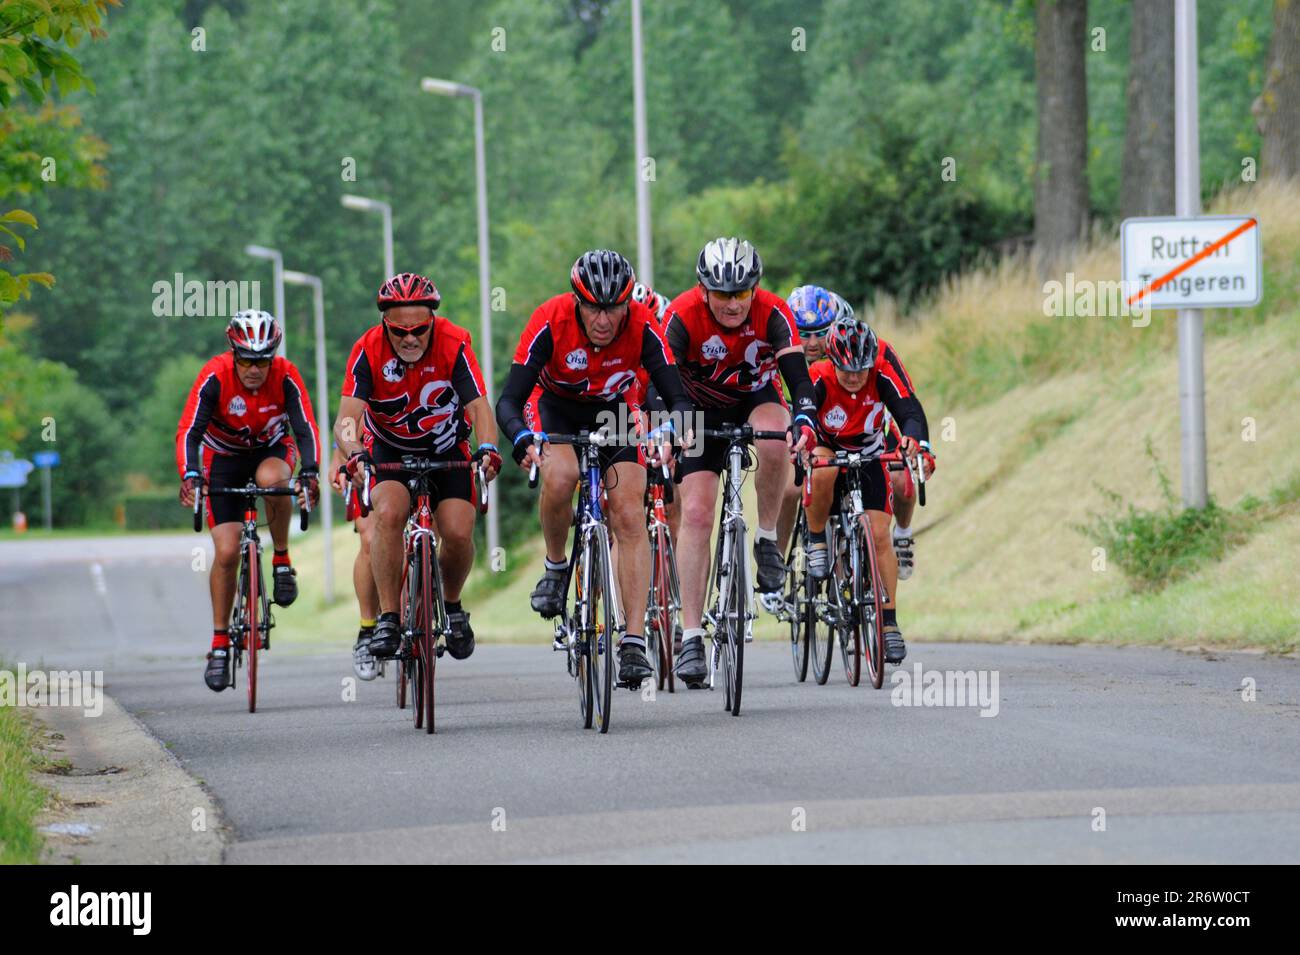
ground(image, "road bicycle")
xmin=698 ymin=425 xmax=789 ymax=716
xmin=356 ymin=453 xmax=489 ymax=734
xmin=192 ymin=479 xmax=311 ymax=713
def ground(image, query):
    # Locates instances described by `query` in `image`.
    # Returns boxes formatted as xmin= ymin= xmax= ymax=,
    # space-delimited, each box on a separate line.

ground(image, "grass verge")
xmin=0 ymin=669 xmax=48 ymax=864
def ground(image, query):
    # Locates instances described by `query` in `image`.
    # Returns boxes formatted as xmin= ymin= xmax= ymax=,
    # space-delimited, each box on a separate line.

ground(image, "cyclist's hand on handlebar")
xmin=345 ymin=449 xmax=373 ymax=488
xmin=297 ymin=469 xmax=321 ymax=506
xmin=179 ymin=471 xmax=202 ymax=507
xmin=788 ymin=415 xmax=818 ymax=456
xmin=512 ymin=431 xmax=546 ymax=472
xmin=330 ymin=464 xmax=348 ymax=494
xmin=474 ymin=443 xmax=503 ymax=481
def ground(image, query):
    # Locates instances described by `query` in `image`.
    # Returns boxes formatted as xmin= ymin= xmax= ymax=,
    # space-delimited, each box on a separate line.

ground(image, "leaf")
xmin=0 ymin=209 xmax=38 ymax=227
xmin=0 ymin=225 xmax=27 ymax=251
xmin=24 ymin=271 xmax=55 ymax=289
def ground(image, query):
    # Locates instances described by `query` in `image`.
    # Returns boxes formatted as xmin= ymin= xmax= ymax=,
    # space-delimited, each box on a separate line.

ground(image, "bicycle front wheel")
xmin=587 ymin=527 xmax=615 ymax=733
xmin=245 ymin=541 xmax=260 ymax=714
xmin=858 ymin=522 xmax=887 ymax=690
xmin=808 ymin=530 xmax=834 ymax=685
xmin=786 ymin=517 xmax=810 ymax=682
xmin=652 ymin=528 xmax=679 ymax=693
xmin=419 ymin=534 xmax=437 ymax=734
xmin=723 ymin=530 xmax=746 ymax=716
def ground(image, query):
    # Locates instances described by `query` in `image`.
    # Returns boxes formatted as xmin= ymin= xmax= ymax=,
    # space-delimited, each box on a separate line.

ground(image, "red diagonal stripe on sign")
xmin=1126 ymin=218 xmax=1258 ymax=305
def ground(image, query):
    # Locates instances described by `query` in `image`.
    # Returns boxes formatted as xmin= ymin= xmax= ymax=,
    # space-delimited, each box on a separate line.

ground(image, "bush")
xmin=1079 ymin=442 xmax=1239 ymax=591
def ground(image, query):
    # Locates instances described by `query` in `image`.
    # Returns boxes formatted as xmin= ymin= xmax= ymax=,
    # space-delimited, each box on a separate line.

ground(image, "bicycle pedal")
xmin=434 ymin=645 xmax=445 ymax=658
xmin=617 ymin=678 xmax=643 ymax=691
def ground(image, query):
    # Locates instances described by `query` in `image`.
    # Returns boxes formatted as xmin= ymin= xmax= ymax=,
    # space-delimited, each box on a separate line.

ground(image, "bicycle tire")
xmin=654 ymin=528 xmax=678 ymax=693
xmin=838 ymin=522 xmax=862 ymax=687
xmin=724 ymin=528 xmax=746 ymax=716
xmin=588 ymin=526 xmax=615 ymax=733
xmin=786 ymin=514 xmax=810 ymax=682
xmin=245 ymin=540 xmax=259 ymax=714
xmin=572 ymin=541 xmax=594 ymax=729
xmin=419 ymin=533 xmax=437 ymax=734
xmin=859 ymin=521 xmax=887 ymax=690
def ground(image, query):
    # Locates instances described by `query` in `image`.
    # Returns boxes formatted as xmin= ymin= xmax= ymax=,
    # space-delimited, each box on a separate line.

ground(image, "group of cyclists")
xmin=176 ymin=236 xmax=935 ymax=702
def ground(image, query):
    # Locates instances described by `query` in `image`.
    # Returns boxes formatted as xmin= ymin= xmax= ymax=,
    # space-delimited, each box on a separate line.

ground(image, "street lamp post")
xmin=245 ymin=245 xmax=287 ymax=358
xmin=631 ymin=0 xmax=653 ymax=286
xmin=421 ymin=76 xmax=498 ymax=561
xmin=282 ymin=269 xmax=334 ymax=604
xmin=341 ymin=194 xmax=395 ymax=281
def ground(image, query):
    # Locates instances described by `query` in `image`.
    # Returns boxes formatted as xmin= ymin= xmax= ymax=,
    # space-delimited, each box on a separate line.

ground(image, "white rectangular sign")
xmin=1120 ymin=214 xmax=1261 ymax=310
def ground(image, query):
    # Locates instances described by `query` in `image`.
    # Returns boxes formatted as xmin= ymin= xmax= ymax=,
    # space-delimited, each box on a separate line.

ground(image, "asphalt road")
xmin=3 ymin=535 xmax=1299 ymax=863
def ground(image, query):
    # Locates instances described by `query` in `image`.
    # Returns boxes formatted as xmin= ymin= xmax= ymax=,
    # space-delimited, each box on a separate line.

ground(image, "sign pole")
xmin=41 ymin=465 xmax=51 ymax=530
xmin=1174 ymin=0 xmax=1207 ymax=508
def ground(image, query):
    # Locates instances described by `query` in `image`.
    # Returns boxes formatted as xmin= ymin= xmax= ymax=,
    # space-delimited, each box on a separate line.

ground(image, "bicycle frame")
xmin=705 ymin=438 xmax=755 ymax=689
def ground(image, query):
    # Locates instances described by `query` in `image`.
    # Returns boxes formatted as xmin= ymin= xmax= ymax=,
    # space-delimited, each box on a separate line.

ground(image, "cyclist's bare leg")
xmin=607 ymin=460 xmax=649 ymax=636
xmin=677 ymin=469 xmax=720 ymax=630
xmin=891 ymin=469 xmax=915 ymax=532
xmin=539 ymin=443 xmax=579 ymax=562
xmin=370 ymin=480 xmax=412 ymax=615
xmin=776 ymin=480 xmax=800 ymax=553
xmin=255 ymin=456 xmax=293 ymax=552
xmin=433 ymin=497 xmax=476 ymax=602
xmin=864 ymin=509 xmax=898 ymax=610
xmin=803 ymin=448 xmax=837 ymax=534
xmin=354 ymin=510 xmax=379 ymax=620
xmin=210 ymin=522 xmax=241 ymax=630
xmin=748 ymin=401 xmax=791 ymax=532
xmin=666 ymin=493 xmax=682 ymax=542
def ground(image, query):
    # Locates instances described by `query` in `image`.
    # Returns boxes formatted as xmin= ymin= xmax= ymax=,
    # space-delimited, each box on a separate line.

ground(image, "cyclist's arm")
xmin=776 ymin=348 xmax=818 ymax=425
xmin=877 ymin=344 xmax=928 ymax=442
xmin=282 ymin=363 xmax=320 ymax=472
xmin=664 ymin=312 xmax=688 ymax=364
xmin=175 ymin=370 xmax=220 ymax=478
xmin=451 ymin=341 xmax=498 ymax=448
xmin=641 ymin=322 xmax=693 ymax=420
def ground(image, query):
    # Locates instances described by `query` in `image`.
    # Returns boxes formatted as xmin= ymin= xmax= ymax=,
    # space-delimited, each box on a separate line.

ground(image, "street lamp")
xmin=341 ymin=194 xmax=394 ymax=281
xmin=245 ymin=245 xmax=288 ymax=358
xmin=421 ymin=76 xmax=498 ymax=560
xmin=282 ymin=269 xmax=334 ymax=604
xmin=631 ymin=0 xmax=653 ymax=286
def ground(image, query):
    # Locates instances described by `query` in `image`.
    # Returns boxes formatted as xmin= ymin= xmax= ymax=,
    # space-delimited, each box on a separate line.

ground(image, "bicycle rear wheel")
xmin=245 ymin=541 xmax=259 ymax=713
xmin=858 ymin=522 xmax=887 ymax=690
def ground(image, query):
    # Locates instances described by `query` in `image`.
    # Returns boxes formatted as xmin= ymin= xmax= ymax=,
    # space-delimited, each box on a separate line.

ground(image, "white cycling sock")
xmin=755 ymin=526 xmax=777 ymax=542
xmin=893 ymin=523 xmax=911 ymax=539
xmin=684 ymin=627 xmax=706 ymax=642
xmin=544 ymin=556 xmax=567 ymax=571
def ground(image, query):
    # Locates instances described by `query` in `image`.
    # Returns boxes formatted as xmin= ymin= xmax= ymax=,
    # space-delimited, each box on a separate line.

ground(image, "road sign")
xmin=1121 ymin=214 xmax=1261 ymax=311
xmin=33 ymin=450 xmax=60 ymax=468
xmin=0 ymin=456 xmax=34 ymax=488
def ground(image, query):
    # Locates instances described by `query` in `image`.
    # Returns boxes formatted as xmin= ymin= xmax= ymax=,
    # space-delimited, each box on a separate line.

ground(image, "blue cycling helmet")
xmin=788 ymin=285 xmax=836 ymax=333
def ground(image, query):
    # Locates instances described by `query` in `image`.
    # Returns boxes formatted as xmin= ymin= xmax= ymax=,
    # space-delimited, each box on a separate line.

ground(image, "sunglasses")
xmin=710 ymin=288 xmax=754 ymax=302
xmin=235 ymin=356 xmax=273 ymax=368
xmin=802 ymin=328 xmax=829 ymax=340
xmin=385 ymin=319 xmax=433 ymax=339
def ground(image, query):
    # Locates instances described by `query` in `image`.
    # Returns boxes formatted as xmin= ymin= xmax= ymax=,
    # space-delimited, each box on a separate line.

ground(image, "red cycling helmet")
xmin=377 ymin=272 xmax=441 ymax=312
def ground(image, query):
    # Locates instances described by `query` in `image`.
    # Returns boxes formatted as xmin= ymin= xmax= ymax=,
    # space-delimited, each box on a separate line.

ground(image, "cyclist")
xmin=665 ymin=237 xmax=818 ymax=687
xmin=775 ymin=285 xmax=837 ymax=557
xmin=176 ymin=310 xmax=321 ymax=692
xmin=329 ymin=443 xmax=381 ymax=679
xmin=495 ymin=250 xmax=694 ymax=688
xmin=803 ymin=304 xmax=934 ymax=664
xmin=335 ymin=272 xmax=501 ymax=664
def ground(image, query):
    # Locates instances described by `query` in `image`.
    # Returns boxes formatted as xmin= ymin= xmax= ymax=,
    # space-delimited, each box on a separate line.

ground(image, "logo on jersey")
xmin=701 ymin=335 xmax=729 ymax=361
xmin=565 ymin=348 xmax=589 ymax=371
xmin=381 ymin=358 xmax=404 ymax=383
xmin=824 ymin=405 xmax=848 ymax=430
xmin=227 ymin=396 xmax=246 ymax=417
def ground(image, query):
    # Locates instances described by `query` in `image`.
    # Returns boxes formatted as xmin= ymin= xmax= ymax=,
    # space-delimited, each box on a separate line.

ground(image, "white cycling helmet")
xmin=696 ymin=237 xmax=762 ymax=293
xmin=227 ymin=309 xmax=282 ymax=359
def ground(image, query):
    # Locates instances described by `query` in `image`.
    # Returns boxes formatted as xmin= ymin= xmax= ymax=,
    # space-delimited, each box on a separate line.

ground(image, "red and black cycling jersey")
xmin=175 ymin=353 xmax=320 ymax=477
xmin=341 ymin=318 xmax=487 ymax=454
xmin=496 ymin=293 xmax=692 ymax=445
xmin=809 ymin=341 xmax=928 ymax=454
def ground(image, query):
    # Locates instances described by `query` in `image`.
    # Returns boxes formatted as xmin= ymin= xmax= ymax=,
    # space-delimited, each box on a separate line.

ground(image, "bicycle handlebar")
xmin=193 ymin=483 xmax=312 ymax=532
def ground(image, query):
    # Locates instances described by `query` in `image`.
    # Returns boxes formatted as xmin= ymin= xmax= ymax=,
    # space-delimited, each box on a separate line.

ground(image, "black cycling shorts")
xmin=821 ymin=443 xmax=894 ymax=516
xmin=369 ymin=437 xmax=473 ymax=506
xmin=202 ymin=442 xmax=295 ymax=528
xmin=536 ymin=391 xmax=640 ymax=473
xmin=677 ymin=383 xmax=787 ymax=479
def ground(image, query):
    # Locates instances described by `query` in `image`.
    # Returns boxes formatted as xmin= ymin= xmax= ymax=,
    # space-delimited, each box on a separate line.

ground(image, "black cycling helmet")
xmin=570 ymin=249 xmax=636 ymax=308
